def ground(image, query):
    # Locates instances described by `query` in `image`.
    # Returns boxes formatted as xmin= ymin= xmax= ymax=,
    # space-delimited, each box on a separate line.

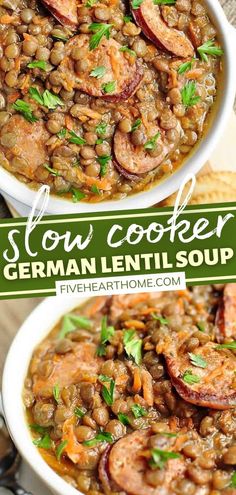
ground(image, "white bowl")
xmin=2 ymin=296 xmax=89 ymax=495
xmin=0 ymin=0 xmax=236 ymax=215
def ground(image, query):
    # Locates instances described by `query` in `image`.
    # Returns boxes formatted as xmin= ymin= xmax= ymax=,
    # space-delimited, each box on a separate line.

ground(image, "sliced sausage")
xmin=131 ymin=0 xmax=194 ymax=58
xmin=108 ymin=430 xmax=186 ymax=495
xmin=114 ymin=123 xmax=181 ymax=175
xmin=42 ymin=0 xmax=78 ymax=30
xmin=0 ymin=115 xmax=50 ymax=180
xmin=33 ymin=342 xmax=102 ymax=397
xmin=165 ymin=341 xmax=236 ymax=410
xmin=216 ymin=284 xmax=236 ymax=342
xmin=58 ymin=35 xmax=143 ymax=101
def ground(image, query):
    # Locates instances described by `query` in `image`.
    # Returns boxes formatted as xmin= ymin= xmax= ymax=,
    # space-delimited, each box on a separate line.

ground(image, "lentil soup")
xmin=25 ymin=285 xmax=236 ymax=494
xmin=0 ymin=0 xmax=223 ymax=203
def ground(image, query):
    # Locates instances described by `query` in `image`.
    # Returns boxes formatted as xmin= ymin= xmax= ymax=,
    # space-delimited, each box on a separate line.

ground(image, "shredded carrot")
xmin=7 ymin=92 xmax=20 ymax=104
xmin=132 ymin=367 xmax=142 ymax=393
xmin=41 ymin=450 xmax=78 ymax=477
xmin=124 ymin=319 xmax=146 ymax=330
xmin=87 ymin=297 xmax=107 ymax=317
xmin=144 ymin=342 xmax=154 ymax=351
xmin=0 ymin=14 xmax=18 ymax=24
xmin=142 ymin=369 xmax=154 ymax=407
xmin=203 ymin=366 xmax=224 ymax=383
xmin=140 ymin=307 xmax=159 ymax=316
xmin=65 ymin=115 xmax=74 ymax=131
xmin=186 ymin=68 xmax=205 ymax=80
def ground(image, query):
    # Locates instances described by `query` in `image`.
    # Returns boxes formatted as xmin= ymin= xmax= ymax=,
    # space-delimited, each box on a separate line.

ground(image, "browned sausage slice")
xmin=132 ymin=0 xmax=194 ymax=58
xmin=108 ymin=430 xmax=186 ymax=495
xmin=114 ymin=123 xmax=181 ymax=175
xmin=0 ymin=115 xmax=50 ymax=180
xmin=42 ymin=0 xmax=78 ymax=30
xmin=33 ymin=342 xmax=102 ymax=397
xmin=58 ymin=35 xmax=143 ymax=101
xmin=216 ymin=284 xmax=236 ymax=342
xmin=165 ymin=341 xmax=236 ymax=410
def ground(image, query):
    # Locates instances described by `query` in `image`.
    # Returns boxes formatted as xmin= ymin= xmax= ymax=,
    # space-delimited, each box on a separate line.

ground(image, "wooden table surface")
xmin=0 ymin=0 xmax=236 ymax=384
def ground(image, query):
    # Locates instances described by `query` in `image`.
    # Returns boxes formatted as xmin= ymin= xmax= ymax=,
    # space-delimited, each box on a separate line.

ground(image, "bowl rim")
xmin=2 ymin=296 xmax=92 ymax=495
xmin=0 ymin=0 xmax=235 ymax=214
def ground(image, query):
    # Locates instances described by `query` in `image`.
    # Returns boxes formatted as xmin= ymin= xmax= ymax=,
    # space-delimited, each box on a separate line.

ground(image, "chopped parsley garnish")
xmin=131 ymin=118 xmax=142 ymax=132
xmin=74 ymin=407 xmax=86 ymax=418
xmin=153 ymin=0 xmax=175 ymax=3
xmin=216 ymin=341 xmax=236 ymax=350
xmin=181 ymin=81 xmax=201 ymax=107
xmin=97 ymin=316 xmax=115 ymax=356
xmin=86 ymin=0 xmax=97 ymax=6
xmin=96 ymin=155 xmax=111 ymax=176
xmin=96 ymin=121 xmax=107 ymax=136
xmin=44 ymin=164 xmax=61 ymax=176
xmin=101 ymin=80 xmax=116 ymax=94
xmin=30 ymin=424 xmax=48 ymax=434
xmin=52 ymin=33 xmax=68 ymax=42
xmin=53 ymin=384 xmax=60 ymax=404
xmin=149 ymin=449 xmax=181 ymax=469
xmin=90 ymin=66 xmax=107 ymax=78
xmin=160 ymin=432 xmax=178 ymax=437
xmin=56 ymin=440 xmax=68 ymax=461
xmin=189 ymin=353 xmax=207 ymax=369
xmin=131 ymin=404 xmax=147 ymax=418
xmin=132 ymin=0 xmax=143 ymax=9
xmin=197 ymin=322 xmax=205 ymax=332
xmin=230 ymin=472 xmax=236 ymax=488
xmin=59 ymin=313 xmax=92 ymax=339
xmin=178 ymin=59 xmax=194 ymax=75
xmin=118 ymin=413 xmax=131 ymax=425
xmin=197 ymin=39 xmax=224 ymax=62
xmin=100 ymin=377 xmax=115 ymax=406
xmin=71 ymin=188 xmax=86 ymax=202
xmin=57 ymin=128 xmax=67 ymax=139
xmin=123 ymin=15 xmax=132 ymax=22
xmin=96 ymin=138 xmax=104 ymax=144
xmin=144 ymin=132 xmax=160 ymax=151
xmin=91 ymin=184 xmax=101 ymax=195
xmin=89 ymin=23 xmax=112 ymax=50
xmin=68 ymin=130 xmax=86 ymax=145
xmin=27 ymin=60 xmax=47 ymax=70
xmin=182 ymin=370 xmax=200 ymax=385
xmin=12 ymin=100 xmax=38 ymax=123
xmin=83 ymin=431 xmax=113 ymax=447
xmin=29 ymin=87 xmax=64 ymax=110
xmin=123 ymin=329 xmax=142 ymax=365
xmin=152 ymin=313 xmax=169 ymax=325
xmin=119 ymin=46 xmax=136 ymax=57
xmin=33 ymin=434 xmax=53 ymax=450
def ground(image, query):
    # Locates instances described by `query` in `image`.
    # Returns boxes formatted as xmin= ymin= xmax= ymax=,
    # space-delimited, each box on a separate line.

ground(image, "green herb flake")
xmin=131 ymin=0 xmax=143 ymax=9
xmin=74 ymin=407 xmax=86 ymax=418
xmin=153 ymin=0 xmax=176 ymax=3
xmin=101 ymin=80 xmax=116 ymax=94
xmin=59 ymin=313 xmax=92 ymax=338
xmin=71 ymin=188 xmax=86 ymax=202
xmin=123 ymin=329 xmax=142 ymax=365
xmin=189 ymin=353 xmax=207 ymax=369
xmin=29 ymin=87 xmax=64 ymax=110
xmin=52 ymin=33 xmax=68 ymax=42
xmin=57 ymin=128 xmax=67 ymax=139
xmin=182 ymin=370 xmax=200 ymax=385
xmin=144 ymin=132 xmax=160 ymax=151
xmin=89 ymin=23 xmax=112 ymax=50
xmin=95 ymin=138 xmax=104 ymax=144
xmin=96 ymin=155 xmax=111 ymax=176
xmin=216 ymin=341 xmax=236 ymax=350
xmin=27 ymin=60 xmax=47 ymax=70
xmin=90 ymin=65 xmax=107 ymax=78
xmin=131 ymin=404 xmax=147 ymax=418
xmin=197 ymin=39 xmax=224 ymax=62
xmin=118 ymin=413 xmax=131 ymax=425
xmin=197 ymin=322 xmax=205 ymax=332
xmin=119 ymin=46 xmax=136 ymax=57
xmin=149 ymin=449 xmax=181 ymax=469
xmin=98 ymin=374 xmax=112 ymax=383
xmin=96 ymin=121 xmax=107 ymax=136
xmin=91 ymin=184 xmax=101 ymax=195
xmin=178 ymin=59 xmax=194 ymax=75
xmin=181 ymin=81 xmax=201 ymax=107
xmin=230 ymin=472 xmax=236 ymax=488
xmin=86 ymin=0 xmax=97 ymax=6
xmin=96 ymin=316 xmax=115 ymax=356
xmin=33 ymin=434 xmax=53 ymax=450
xmin=83 ymin=431 xmax=113 ymax=447
xmin=123 ymin=15 xmax=132 ymax=22
xmin=160 ymin=432 xmax=178 ymax=438
xmin=56 ymin=440 xmax=68 ymax=461
xmin=152 ymin=313 xmax=169 ymax=325
xmin=30 ymin=424 xmax=48 ymax=434
xmin=12 ymin=99 xmax=38 ymax=123
xmin=101 ymin=378 xmax=115 ymax=406
xmin=44 ymin=164 xmax=61 ymax=177
xmin=68 ymin=130 xmax=86 ymax=145
xmin=131 ymin=118 xmax=142 ymax=132
xmin=53 ymin=384 xmax=60 ymax=404
xmin=28 ymin=87 xmax=44 ymax=105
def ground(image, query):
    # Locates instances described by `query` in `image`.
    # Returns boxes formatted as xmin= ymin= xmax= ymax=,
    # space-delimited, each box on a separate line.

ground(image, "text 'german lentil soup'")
xmin=0 ymin=0 xmax=223 ymax=203
xmin=24 ymin=285 xmax=236 ymax=494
